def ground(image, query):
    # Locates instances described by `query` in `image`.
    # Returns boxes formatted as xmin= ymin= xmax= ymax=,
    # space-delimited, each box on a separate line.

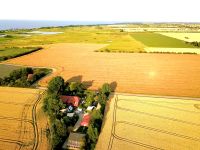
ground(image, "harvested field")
xmin=0 ymin=87 xmax=45 ymax=150
xmin=96 ymin=94 xmax=200 ymax=150
xmin=158 ymin=32 xmax=200 ymax=42
xmin=4 ymin=43 xmax=200 ymax=97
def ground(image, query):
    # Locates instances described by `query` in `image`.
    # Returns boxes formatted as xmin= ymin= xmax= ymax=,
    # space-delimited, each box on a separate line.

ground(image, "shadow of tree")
xmin=67 ymin=75 xmax=82 ymax=83
xmin=110 ymin=81 xmax=117 ymax=92
xmin=66 ymin=75 xmax=94 ymax=88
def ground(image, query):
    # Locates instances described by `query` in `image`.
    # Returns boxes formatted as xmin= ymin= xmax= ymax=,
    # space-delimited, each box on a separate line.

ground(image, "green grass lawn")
xmin=131 ymin=32 xmax=195 ymax=48
xmin=0 ymin=64 xmax=21 ymax=78
xmin=0 ymin=47 xmax=42 ymax=61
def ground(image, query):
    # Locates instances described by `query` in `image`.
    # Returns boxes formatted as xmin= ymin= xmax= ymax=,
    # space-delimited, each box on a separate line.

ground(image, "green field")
xmin=0 ymin=64 xmax=21 ymax=78
xmin=131 ymin=32 xmax=195 ymax=48
xmin=0 ymin=47 xmax=42 ymax=61
xmin=0 ymin=26 xmax=123 ymax=48
xmin=1 ymin=26 xmax=148 ymax=54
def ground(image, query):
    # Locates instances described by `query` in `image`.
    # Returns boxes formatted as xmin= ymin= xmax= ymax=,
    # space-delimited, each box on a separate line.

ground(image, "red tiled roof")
xmin=80 ymin=114 xmax=91 ymax=127
xmin=60 ymin=96 xmax=80 ymax=107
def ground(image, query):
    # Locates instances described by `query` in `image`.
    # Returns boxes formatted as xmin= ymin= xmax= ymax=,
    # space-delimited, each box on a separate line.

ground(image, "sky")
xmin=0 ymin=0 xmax=199 ymax=22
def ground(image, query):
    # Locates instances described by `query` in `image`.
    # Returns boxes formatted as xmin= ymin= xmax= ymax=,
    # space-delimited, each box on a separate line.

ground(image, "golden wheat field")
xmin=5 ymin=43 xmax=200 ymax=97
xmin=0 ymin=87 xmax=47 ymax=150
xmin=96 ymin=94 xmax=200 ymax=150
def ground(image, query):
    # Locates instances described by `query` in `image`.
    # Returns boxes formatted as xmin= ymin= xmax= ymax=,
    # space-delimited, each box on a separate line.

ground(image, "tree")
xmin=87 ymin=124 xmax=99 ymax=143
xmin=84 ymin=91 xmax=95 ymax=108
xmin=43 ymin=94 xmax=66 ymax=120
xmin=47 ymin=76 xmax=65 ymax=94
xmin=51 ymin=119 xmax=67 ymax=149
xmin=101 ymin=83 xmax=111 ymax=98
xmin=68 ymin=82 xmax=85 ymax=96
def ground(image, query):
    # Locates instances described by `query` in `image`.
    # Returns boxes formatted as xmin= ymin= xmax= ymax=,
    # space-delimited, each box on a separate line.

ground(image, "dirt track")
xmin=5 ymin=43 xmax=200 ymax=98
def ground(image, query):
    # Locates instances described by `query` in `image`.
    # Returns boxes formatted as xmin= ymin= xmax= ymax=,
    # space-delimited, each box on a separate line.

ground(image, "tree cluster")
xmin=85 ymin=83 xmax=111 ymax=150
xmin=0 ymin=67 xmax=50 ymax=87
xmin=186 ymin=41 xmax=200 ymax=47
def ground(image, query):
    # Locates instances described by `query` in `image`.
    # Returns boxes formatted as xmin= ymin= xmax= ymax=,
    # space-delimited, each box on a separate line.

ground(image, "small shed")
xmin=62 ymin=132 xmax=85 ymax=150
xmin=61 ymin=96 xmax=80 ymax=107
xmin=80 ymin=113 xmax=91 ymax=127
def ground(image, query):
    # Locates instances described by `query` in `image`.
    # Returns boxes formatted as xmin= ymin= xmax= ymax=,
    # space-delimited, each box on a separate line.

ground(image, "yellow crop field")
xmin=0 ymin=87 xmax=48 ymax=150
xmin=96 ymin=94 xmax=200 ymax=150
xmin=158 ymin=32 xmax=200 ymax=42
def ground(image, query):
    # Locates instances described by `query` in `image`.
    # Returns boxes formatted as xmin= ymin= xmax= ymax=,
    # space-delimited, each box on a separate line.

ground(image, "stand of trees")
xmin=186 ymin=41 xmax=200 ymax=47
xmin=85 ymin=83 xmax=111 ymax=150
xmin=0 ymin=67 xmax=50 ymax=87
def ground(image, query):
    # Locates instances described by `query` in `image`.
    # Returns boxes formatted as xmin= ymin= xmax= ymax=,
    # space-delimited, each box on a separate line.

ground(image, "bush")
xmin=47 ymin=76 xmax=65 ymax=95
xmin=101 ymin=83 xmax=111 ymax=98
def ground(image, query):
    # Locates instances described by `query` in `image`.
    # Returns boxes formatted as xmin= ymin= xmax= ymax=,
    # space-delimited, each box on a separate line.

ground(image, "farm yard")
xmin=0 ymin=87 xmax=48 ymax=150
xmin=4 ymin=43 xmax=200 ymax=98
xmin=96 ymin=94 xmax=200 ymax=150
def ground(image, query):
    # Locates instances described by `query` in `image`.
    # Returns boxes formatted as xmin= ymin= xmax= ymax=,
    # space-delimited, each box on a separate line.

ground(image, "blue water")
xmin=0 ymin=20 xmax=117 ymax=30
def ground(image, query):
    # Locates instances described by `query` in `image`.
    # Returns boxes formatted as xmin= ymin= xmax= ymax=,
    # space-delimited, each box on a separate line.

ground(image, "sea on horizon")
xmin=0 ymin=20 xmax=116 ymax=30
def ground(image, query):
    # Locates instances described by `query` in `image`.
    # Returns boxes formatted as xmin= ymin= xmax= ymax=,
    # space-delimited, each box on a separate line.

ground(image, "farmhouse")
xmin=62 ymin=132 xmax=86 ymax=150
xmin=80 ymin=113 xmax=91 ymax=127
xmin=61 ymin=96 xmax=80 ymax=107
